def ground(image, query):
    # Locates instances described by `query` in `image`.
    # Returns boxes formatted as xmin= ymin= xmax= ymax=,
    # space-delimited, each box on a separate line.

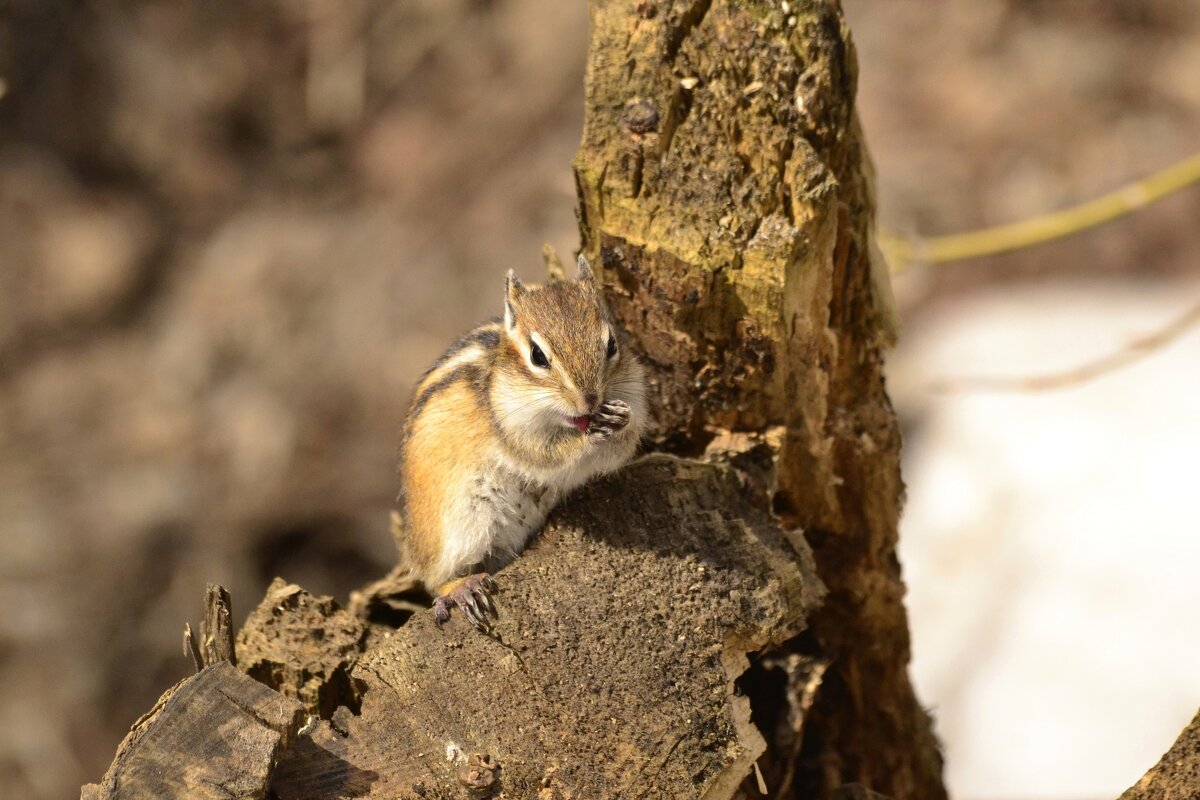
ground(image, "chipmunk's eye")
xmin=530 ymin=341 xmax=550 ymax=368
xmin=606 ymin=334 xmax=617 ymax=359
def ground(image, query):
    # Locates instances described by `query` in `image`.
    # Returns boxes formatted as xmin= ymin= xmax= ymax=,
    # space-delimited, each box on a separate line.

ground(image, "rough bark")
xmin=574 ymin=0 xmax=938 ymax=796
xmin=80 ymin=662 xmax=305 ymax=800
xmin=235 ymin=578 xmax=369 ymax=719
xmin=269 ymin=456 xmax=823 ymax=799
xmin=1119 ymin=708 xmax=1200 ymax=800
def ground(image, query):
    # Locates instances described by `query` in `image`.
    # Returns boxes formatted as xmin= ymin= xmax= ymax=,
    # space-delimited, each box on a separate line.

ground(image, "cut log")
xmin=270 ymin=456 xmax=823 ymax=799
xmin=80 ymin=661 xmax=305 ymax=800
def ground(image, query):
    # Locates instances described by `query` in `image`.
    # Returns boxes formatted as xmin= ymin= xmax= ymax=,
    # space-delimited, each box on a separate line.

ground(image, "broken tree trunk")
xmin=574 ymin=0 xmax=942 ymax=796
xmin=236 ymin=578 xmax=368 ymax=719
xmin=84 ymin=2 xmax=947 ymax=799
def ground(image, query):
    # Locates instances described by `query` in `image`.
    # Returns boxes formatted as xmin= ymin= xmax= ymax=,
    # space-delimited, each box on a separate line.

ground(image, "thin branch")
xmin=881 ymin=151 xmax=1200 ymax=273
xmin=933 ymin=297 xmax=1200 ymax=394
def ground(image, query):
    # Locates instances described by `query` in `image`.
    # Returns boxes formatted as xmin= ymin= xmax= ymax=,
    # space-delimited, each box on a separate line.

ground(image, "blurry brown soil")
xmin=1 ymin=1 xmax=1198 ymax=798
xmin=845 ymin=0 xmax=1200 ymax=311
xmin=0 ymin=2 xmax=586 ymax=797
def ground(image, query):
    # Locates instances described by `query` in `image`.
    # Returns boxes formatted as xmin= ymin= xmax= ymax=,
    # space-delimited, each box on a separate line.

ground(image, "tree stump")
xmin=574 ymin=1 xmax=940 ymax=796
xmin=1119 ymin=709 xmax=1200 ymax=800
xmin=84 ymin=2 xmax=952 ymax=798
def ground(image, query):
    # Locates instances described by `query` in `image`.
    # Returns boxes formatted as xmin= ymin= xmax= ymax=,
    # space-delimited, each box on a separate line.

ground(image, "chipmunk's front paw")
xmin=433 ymin=573 xmax=497 ymax=631
xmin=587 ymin=399 xmax=630 ymax=443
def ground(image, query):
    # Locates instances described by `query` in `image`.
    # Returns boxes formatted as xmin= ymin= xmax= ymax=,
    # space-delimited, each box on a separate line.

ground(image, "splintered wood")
xmin=270 ymin=456 xmax=823 ymax=799
xmin=236 ymin=578 xmax=367 ymax=718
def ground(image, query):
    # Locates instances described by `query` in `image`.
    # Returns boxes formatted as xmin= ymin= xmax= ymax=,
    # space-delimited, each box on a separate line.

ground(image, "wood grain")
xmin=81 ymin=662 xmax=305 ymax=800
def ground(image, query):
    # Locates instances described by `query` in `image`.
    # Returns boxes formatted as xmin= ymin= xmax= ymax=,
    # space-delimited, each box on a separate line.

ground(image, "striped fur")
xmin=396 ymin=268 xmax=647 ymax=595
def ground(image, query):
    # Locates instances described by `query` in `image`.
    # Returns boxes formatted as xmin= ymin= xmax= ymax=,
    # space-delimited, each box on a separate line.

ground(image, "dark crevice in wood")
xmin=663 ymin=0 xmax=714 ymax=63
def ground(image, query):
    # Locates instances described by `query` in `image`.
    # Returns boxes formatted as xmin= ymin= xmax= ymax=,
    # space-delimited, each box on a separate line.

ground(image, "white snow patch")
xmin=889 ymin=279 xmax=1200 ymax=800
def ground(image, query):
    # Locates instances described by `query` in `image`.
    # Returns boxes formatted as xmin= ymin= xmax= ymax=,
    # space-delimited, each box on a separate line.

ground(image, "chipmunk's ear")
xmin=576 ymin=254 xmax=595 ymax=285
xmin=504 ymin=269 xmax=525 ymax=330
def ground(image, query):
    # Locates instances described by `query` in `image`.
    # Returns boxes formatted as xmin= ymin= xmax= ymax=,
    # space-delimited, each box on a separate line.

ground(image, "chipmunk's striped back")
xmin=396 ymin=318 xmax=501 ymax=503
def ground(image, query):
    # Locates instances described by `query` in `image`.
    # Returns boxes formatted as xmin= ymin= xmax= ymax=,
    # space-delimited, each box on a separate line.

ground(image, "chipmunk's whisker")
xmin=494 ymin=393 xmax=561 ymax=426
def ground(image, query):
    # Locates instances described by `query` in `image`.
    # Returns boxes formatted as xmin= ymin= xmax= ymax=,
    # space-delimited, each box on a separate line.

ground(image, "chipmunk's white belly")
xmin=437 ymin=460 xmax=562 ymax=581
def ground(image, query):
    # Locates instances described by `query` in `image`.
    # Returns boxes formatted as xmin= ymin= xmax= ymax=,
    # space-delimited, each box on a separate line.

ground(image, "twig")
xmin=881 ymin=151 xmax=1200 ymax=273
xmin=933 ymin=298 xmax=1200 ymax=394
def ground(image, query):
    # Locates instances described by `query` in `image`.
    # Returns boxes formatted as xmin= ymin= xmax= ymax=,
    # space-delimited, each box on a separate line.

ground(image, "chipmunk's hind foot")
xmin=432 ymin=573 xmax=498 ymax=631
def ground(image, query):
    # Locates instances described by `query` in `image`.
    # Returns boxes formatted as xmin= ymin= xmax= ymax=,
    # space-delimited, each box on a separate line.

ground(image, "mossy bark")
xmin=574 ymin=1 xmax=941 ymax=796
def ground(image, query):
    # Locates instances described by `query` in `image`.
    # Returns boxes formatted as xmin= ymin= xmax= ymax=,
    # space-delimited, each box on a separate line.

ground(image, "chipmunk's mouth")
xmin=566 ymin=414 xmax=590 ymax=433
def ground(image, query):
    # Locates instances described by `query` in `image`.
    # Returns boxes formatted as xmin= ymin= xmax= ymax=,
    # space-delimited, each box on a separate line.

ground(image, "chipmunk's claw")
xmin=433 ymin=573 xmax=497 ymax=631
xmin=474 ymin=585 xmax=497 ymax=617
xmin=588 ymin=399 xmax=630 ymax=442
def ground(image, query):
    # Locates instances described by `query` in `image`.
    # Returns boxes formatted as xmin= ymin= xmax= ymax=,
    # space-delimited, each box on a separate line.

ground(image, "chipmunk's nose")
xmin=583 ymin=392 xmax=599 ymax=411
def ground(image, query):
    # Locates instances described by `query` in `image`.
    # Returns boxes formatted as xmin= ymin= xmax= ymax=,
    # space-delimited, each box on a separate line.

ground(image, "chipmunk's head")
xmin=494 ymin=255 xmax=641 ymax=435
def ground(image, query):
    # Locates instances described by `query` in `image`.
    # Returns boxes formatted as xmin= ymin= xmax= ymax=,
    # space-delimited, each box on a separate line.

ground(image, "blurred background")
xmin=0 ymin=1 xmax=1197 ymax=798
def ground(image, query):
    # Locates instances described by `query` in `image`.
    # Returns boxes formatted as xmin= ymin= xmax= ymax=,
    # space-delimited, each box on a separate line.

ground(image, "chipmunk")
xmin=395 ymin=255 xmax=647 ymax=629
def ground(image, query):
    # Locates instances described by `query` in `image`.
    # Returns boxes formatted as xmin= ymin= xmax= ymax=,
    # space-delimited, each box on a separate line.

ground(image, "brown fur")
xmin=398 ymin=367 xmax=491 ymax=578
xmin=396 ymin=263 xmax=646 ymax=597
